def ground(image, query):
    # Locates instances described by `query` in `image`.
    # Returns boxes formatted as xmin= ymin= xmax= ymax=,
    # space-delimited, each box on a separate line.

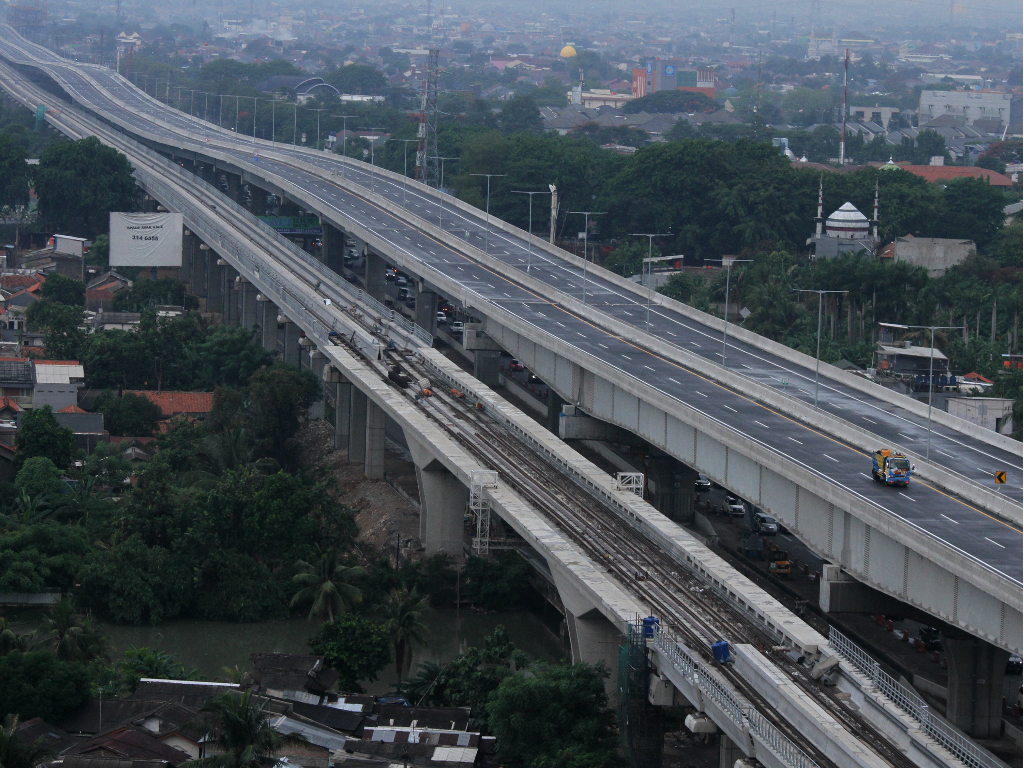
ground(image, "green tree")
xmin=0 ymin=134 xmax=29 ymax=208
xmin=604 ymin=240 xmax=653 ymax=278
xmin=938 ymin=177 xmax=1007 ymax=249
xmin=0 ymin=652 xmax=91 ymax=722
xmin=488 ymin=662 xmax=620 ymax=768
xmin=499 ymin=95 xmax=543 ymax=133
xmin=39 ymin=274 xmax=85 ymax=306
xmin=324 ymin=65 xmax=388 ymax=95
xmin=192 ymin=690 xmax=305 ymax=768
xmin=243 ymin=367 xmax=322 ymax=466
xmin=35 ymin=136 xmax=139 ymax=238
xmin=113 ymin=278 xmax=196 ymax=312
xmin=95 ymin=391 xmax=163 ymax=437
xmin=0 ymin=620 xmax=31 ymax=657
xmin=0 ymin=714 xmax=54 ymax=768
xmin=382 ymin=587 xmax=429 ymax=681
xmin=25 ymin=300 xmax=85 ymax=360
xmin=13 ymin=457 xmax=65 ymax=501
xmin=622 ymin=90 xmax=718 ymax=115
xmin=14 ymin=407 xmax=74 ymax=471
xmin=34 ymin=596 xmax=107 ymax=662
xmin=461 ymin=552 xmax=531 ymax=610
xmin=307 ymin=614 xmax=391 ymax=693
xmin=290 ymin=549 xmax=365 ymax=622
xmin=190 ymin=327 xmax=274 ymax=390
xmin=79 ymin=329 xmax=152 ymax=390
xmin=119 ymin=646 xmax=197 ymax=692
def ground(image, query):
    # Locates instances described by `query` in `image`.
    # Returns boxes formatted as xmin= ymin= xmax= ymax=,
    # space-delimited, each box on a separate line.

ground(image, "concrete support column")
xmin=364 ymin=399 xmax=386 ymax=479
xmin=309 ymin=351 xmax=328 ymax=420
xmin=240 ymin=279 xmax=257 ymax=328
xmin=224 ymin=172 xmax=242 ymax=204
xmin=546 ymin=390 xmax=565 ymax=434
xmin=282 ymin=320 xmax=301 ymax=368
xmin=334 ymin=380 xmax=351 ymax=450
xmin=646 ymin=457 xmax=697 ymax=524
xmin=207 ymin=252 xmax=223 ymax=310
xmin=473 ymin=350 xmax=501 ymax=387
xmin=299 ymin=337 xmax=315 ymax=371
xmin=348 ymin=388 xmax=368 ymax=465
xmin=943 ymin=634 xmax=1009 ymax=738
xmin=194 ymin=244 xmax=210 ymax=299
xmin=180 ymin=230 xmax=193 ymax=288
xmin=364 ymin=251 xmax=386 ymax=301
xmin=416 ymin=465 xmax=466 ymax=556
xmin=322 ymin=220 xmax=346 ymax=274
xmin=550 ymin=567 xmax=623 ymax=698
xmin=415 ymin=287 xmax=437 ymax=337
xmin=220 ymin=263 xmax=234 ymax=323
xmin=719 ymin=734 xmax=744 ymax=768
xmin=258 ymin=295 xmax=277 ymax=355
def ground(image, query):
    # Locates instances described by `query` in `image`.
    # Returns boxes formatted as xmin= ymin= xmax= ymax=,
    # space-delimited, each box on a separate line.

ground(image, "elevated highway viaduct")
xmin=0 ymin=34 xmax=1020 ymax=744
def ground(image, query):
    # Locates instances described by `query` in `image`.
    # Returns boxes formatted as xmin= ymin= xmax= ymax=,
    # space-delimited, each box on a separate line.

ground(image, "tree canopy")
xmin=14 ymin=407 xmax=74 ymax=472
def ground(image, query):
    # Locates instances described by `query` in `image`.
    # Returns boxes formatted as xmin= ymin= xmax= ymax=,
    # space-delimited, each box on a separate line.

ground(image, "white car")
xmin=436 ymin=312 xmax=448 ymax=325
xmin=450 ymin=321 xmax=464 ymax=334
xmin=726 ymin=495 xmax=746 ymax=517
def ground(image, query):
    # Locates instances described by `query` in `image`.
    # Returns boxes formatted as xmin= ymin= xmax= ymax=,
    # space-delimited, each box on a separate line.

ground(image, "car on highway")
xmin=436 ymin=312 xmax=448 ymax=325
xmin=450 ymin=321 xmax=464 ymax=335
xmin=385 ymin=269 xmax=396 ymax=282
xmin=508 ymin=359 xmax=525 ymax=372
xmin=753 ymin=513 xmax=778 ymax=535
xmin=726 ymin=495 xmax=746 ymax=517
xmin=395 ymin=275 xmax=409 ymax=287
xmin=405 ymin=295 xmax=416 ymax=308
xmin=694 ymin=474 xmax=711 ymax=493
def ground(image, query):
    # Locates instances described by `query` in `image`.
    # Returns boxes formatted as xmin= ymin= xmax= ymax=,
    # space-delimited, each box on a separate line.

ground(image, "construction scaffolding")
xmin=617 ymin=621 xmax=664 ymax=768
xmin=615 ymin=472 xmax=644 ymax=498
xmin=469 ymin=469 xmax=498 ymax=555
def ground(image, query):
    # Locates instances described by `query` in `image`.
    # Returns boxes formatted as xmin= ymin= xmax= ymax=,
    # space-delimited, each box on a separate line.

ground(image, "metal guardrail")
xmin=828 ymin=627 xmax=1007 ymax=768
xmin=649 ymin=624 xmax=821 ymax=768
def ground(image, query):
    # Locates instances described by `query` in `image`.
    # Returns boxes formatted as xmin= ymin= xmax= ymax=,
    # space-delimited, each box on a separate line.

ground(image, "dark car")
xmin=694 ymin=474 xmax=712 ymax=493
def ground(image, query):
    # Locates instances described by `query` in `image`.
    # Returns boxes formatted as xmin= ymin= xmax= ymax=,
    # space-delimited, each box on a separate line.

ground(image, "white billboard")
xmin=109 ymin=212 xmax=184 ymax=267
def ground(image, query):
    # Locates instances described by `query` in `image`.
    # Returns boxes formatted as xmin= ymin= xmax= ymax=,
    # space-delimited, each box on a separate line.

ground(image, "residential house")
xmin=0 ymin=357 xmax=33 ymax=400
xmin=876 ymin=341 xmax=949 ymax=378
xmin=878 ymin=235 xmax=976 ymax=277
xmin=67 ymin=726 xmax=192 ymax=767
xmin=15 ymin=718 xmax=79 ymax=756
xmin=93 ymin=311 xmax=142 ymax=331
xmin=33 ymin=360 xmax=86 ymax=410
xmin=124 ymin=391 xmax=215 ymax=423
xmin=251 ymin=653 xmax=339 ymax=701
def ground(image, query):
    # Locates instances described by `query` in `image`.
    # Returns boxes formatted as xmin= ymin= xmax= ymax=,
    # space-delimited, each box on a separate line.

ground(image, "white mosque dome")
xmin=825 ymin=202 xmax=870 ymax=239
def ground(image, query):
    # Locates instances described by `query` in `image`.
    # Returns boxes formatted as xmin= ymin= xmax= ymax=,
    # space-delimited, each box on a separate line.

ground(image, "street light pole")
xmin=362 ymin=128 xmax=386 ymax=193
xmin=795 ymin=289 xmax=848 ymax=408
xmin=470 ymin=173 xmax=507 ymax=253
xmin=569 ymin=211 xmax=604 ymax=304
xmin=880 ymin=323 xmax=958 ymax=460
xmin=399 ymin=139 xmax=418 ymax=208
xmin=705 ymin=258 xmax=752 ymax=367
xmin=332 ymin=115 xmax=357 ymax=175
xmin=631 ymin=233 xmax=672 ymax=330
xmin=312 ymin=108 xmax=329 ymax=151
xmin=512 ymin=190 xmax=553 ymax=273
xmin=431 ymin=157 xmax=458 ymax=227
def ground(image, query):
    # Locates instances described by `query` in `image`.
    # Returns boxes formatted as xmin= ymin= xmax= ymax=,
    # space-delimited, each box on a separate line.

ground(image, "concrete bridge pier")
xmin=719 ymin=733 xmax=745 ymax=768
xmin=546 ymin=391 xmax=565 ymax=434
xmin=943 ymin=632 xmax=1010 ymax=738
xmin=415 ymin=285 xmax=437 ymax=336
xmin=239 ymin=277 xmax=257 ymax=328
xmin=473 ymin=350 xmax=502 ymax=387
xmin=194 ymin=243 xmax=210 ymax=300
xmin=257 ymin=295 xmax=277 ymax=355
xmin=215 ymin=259 xmax=230 ymax=321
xmin=298 ymin=336 xmax=315 ymax=372
xmin=322 ymin=220 xmax=346 ymax=274
xmin=407 ymin=436 xmax=467 ymax=557
xmin=207 ymin=252 xmax=223 ymax=313
xmin=279 ymin=317 xmax=301 ymax=368
xmin=323 ymin=366 xmax=351 ymax=450
xmin=646 ymin=456 xmax=697 ymax=525
xmin=365 ymin=251 xmax=387 ymax=301
xmin=308 ymin=351 xmax=329 ymax=420
xmin=179 ymin=229 xmax=194 ymax=288
xmin=550 ymin=566 xmax=624 ymax=695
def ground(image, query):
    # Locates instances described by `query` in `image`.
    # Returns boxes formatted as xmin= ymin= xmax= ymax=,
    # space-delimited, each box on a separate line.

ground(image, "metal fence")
xmin=828 ymin=627 xmax=1007 ymax=768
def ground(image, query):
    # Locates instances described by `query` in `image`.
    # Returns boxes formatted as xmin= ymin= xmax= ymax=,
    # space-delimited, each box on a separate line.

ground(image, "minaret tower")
xmin=871 ymin=180 xmax=879 ymax=240
xmin=814 ymin=176 xmax=824 ymax=237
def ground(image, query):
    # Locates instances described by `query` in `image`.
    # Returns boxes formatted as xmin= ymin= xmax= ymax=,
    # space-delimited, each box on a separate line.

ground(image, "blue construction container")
xmin=641 ymin=616 xmax=661 ymax=638
xmin=711 ymin=640 xmax=731 ymax=664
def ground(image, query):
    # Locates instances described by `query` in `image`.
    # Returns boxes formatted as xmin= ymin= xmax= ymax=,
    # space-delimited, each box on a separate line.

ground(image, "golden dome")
xmin=559 ymin=45 xmax=577 ymax=58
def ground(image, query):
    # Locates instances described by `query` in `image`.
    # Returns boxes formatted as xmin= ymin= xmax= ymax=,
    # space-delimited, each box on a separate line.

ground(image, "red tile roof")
xmin=896 ymin=165 xmax=1013 ymax=186
xmin=0 ymin=274 xmax=44 ymax=290
xmin=58 ymin=404 xmax=87 ymax=413
xmin=125 ymin=391 xmax=215 ymax=417
xmin=0 ymin=396 xmax=23 ymax=412
xmin=963 ymin=371 xmax=994 ymax=383
xmin=34 ymin=360 xmax=82 ymax=365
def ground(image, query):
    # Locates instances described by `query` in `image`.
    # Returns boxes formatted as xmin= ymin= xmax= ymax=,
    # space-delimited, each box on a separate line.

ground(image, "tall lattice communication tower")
xmin=415 ymin=48 xmax=440 ymax=188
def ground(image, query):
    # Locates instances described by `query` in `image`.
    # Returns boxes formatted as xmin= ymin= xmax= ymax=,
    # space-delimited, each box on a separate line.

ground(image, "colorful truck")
xmin=872 ymin=449 xmax=912 ymax=486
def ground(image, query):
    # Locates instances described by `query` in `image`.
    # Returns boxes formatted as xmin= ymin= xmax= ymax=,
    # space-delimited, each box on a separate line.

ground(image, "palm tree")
xmin=383 ymin=587 xmax=430 ymax=682
xmin=222 ymin=665 xmax=253 ymax=686
xmin=290 ymin=549 xmax=365 ymax=622
xmin=34 ymin=596 xmax=107 ymax=662
xmin=191 ymin=690 xmax=305 ymax=768
xmin=0 ymin=715 xmax=54 ymax=768
xmin=0 ymin=619 xmax=30 ymax=657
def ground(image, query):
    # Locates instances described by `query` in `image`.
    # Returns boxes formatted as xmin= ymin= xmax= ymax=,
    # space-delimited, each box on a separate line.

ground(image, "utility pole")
xmin=548 ymin=184 xmax=558 ymax=244
xmin=705 ymin=258 xmax=752 ymax=367
xmin=332 ymin=114 xmax=357 ymax=174
xmin=470 ymin=173 xmax=507 ymax=253
xmin=512 ymin=189 xmax=553 ymax=272
xmin=795 ymin=289 xmax=848 ymax=408
xmin=840 ymin=48 xmax=849 ymax=165
xmin=630 ymin=233 xmax=672 ymax=329
xmin=431 ymin=156 xmax=458 ymax=227
xmin=569 ymin=211 xmax=604 ymax=304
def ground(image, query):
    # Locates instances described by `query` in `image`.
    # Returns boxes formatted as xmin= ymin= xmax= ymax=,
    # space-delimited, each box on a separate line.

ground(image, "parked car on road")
xmin=436 ymin=312 xmax=448 ymax=325
xmin=508 ymin=359 xmax=525 ymax=372
xmin=694 ymin=474 xmax=711 ymax=493
xmin=753 ymin=513 xmax=778 ymax=535
xmin=726 ymin=495 xmax=746 ymax=517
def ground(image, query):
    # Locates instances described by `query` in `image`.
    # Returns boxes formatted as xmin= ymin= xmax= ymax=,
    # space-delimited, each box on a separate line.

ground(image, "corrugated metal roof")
xmin=0 ymin=359 xmax=32 ymax=383
xmin=35 ymin=364 xmax=85 ymax=383
xmin=431 ymin=746 xmax=477 ymax=763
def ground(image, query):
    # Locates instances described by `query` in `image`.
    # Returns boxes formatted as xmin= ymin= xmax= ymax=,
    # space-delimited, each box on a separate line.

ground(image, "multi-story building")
xmin=918 ymin=90 xmax=1013 ymax=128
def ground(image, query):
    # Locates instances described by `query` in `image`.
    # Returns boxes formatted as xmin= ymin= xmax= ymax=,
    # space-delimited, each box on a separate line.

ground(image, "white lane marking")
xmin=824 ymin=455 xmax=839 ymax=462
xmin=666 ymin=331 xmax=676 ymax=336
xmin=598 ymin=343 xmax=608 ymax=349
xmin=940 ymin=514 xmax=959 ymax=524
xmin=696 ymin=391 xmax=707 ymax=397
xmin=985 ymin=537 xmax=1006 ymax=549
xmin=863 ymin=417 xmax=876 ymax=424
xmin=622 ymin=354 xmax=632 ymax=360
xmin=690 ymin=342 xmax=700 ymax=347
xmin=645 ymin=366 xmax=656 ymax=372
xmin=723 ymin=405 xmax=737 ymax=412
xmin=788 ymin=437 xmax=803 ymax=445
xmin=898 ymin=492 xmax=915 ymax=502
xmin=898 ymin=433 xmax=913 ymax=440
xmin=937 ymin=450 xmax=953 ymax=458
xmin=755 ymin=421 xmax=769 ymax=428
xmin=668 ymin=377 xmax=680 ymax=384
